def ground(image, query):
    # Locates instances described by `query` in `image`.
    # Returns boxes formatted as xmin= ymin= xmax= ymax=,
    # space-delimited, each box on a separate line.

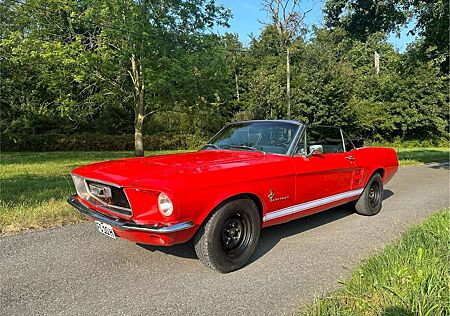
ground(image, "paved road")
xmin=1 ymin=163 xmax=449 ymax=316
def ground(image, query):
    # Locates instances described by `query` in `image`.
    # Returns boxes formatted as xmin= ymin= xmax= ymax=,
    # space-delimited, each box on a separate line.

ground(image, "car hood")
xmin=71 ymin=150 xmax=268 ymax=187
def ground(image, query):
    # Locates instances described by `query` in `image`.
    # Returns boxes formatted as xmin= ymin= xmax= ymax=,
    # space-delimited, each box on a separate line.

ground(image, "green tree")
xmin=407 ymin=0 xmax=449 ymax=73
xmin=347 ymin=33 xmax=448 ymax=140
xmin=1 ymin=0 xmax=101 ymax=137
xmin=324 ymin=0 xmax=408 ymax=41
xmin=81 ymin=0 xmax=230 ymax=156
xmin=1 ymin=0 xmax=231 ymax=155
xmin=244 ymin=26 xmax=287 ymax=119
xmin=291 ymin=28 xmax=357 ymax=127
xmin=323 ymin=0 xmax=449 ymax=72
xmin=261 ymin=0 xmax=310 ymax=118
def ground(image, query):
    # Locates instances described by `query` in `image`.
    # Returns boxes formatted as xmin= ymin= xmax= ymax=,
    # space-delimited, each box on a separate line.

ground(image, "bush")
xmin=365 ymin=137 xmax=449 ymax=148
xmin=1 ymin=132 xmax=208 ymax=151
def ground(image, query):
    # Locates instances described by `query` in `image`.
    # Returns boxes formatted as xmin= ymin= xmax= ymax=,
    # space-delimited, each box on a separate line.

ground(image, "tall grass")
xmin=302 ymin=210 xmax=450 ymax=316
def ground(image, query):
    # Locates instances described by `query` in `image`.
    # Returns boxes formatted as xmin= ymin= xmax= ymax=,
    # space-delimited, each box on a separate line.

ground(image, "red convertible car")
xmin=68 ymin=120 xmax=398 ymax=272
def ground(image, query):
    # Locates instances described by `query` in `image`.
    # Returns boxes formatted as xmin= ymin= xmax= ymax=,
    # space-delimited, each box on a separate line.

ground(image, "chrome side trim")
xmin=68 ymin=195 xmax=194 ymax=233
xmin=263 ymin=188 xmax=364 ymax=222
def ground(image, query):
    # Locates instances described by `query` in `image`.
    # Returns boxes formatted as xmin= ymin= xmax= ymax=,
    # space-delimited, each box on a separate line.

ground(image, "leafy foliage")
xmin=1 ymin=0 xmax=448 ymax=152
xmin=324 ymin=0 xmax=408 ymax=41
xmin=323 ymin=0 xmax=449 ymax=71
xmin=408 ymin=0 xmax=449 ymax=72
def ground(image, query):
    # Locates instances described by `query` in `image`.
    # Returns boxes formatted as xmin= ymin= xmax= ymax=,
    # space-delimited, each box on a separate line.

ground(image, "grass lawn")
xmin=301 ymin=209 xmax=450 ymax=316
xmin=0 ymin=147 xmax=448 ymax=234
xmin=0 ymin=151 xmax=184 ymax=235
xmin=395 ymin=147 xmax=449 ymax=166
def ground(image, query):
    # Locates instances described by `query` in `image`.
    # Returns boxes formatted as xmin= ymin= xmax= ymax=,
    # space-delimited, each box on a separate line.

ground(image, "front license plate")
xmin=95 ymin=221 xmax=116 ymax=239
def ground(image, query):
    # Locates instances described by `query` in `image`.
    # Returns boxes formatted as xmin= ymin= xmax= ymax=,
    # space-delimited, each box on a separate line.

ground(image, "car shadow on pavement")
xmin=137 ymin=189 xmax=394 ymax=262
xmin=251 ymin=188 xmax=394 ymax=264
xmin=250 ymin=204 xmax=354 ymax=264
xmin=383 ymin=189 xmax=394 ymax=200
xmin=137 ymin=240 xmax=198 ymax=259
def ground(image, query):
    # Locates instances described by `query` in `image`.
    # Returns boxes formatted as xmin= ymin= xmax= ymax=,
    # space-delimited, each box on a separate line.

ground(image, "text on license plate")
xmin=95 ymin=221 xmax=116 ymax=239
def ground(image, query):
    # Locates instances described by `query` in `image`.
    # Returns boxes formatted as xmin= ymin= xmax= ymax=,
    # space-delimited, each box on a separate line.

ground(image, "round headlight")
xmin=158 ymin=192 xmax=173 ymax=216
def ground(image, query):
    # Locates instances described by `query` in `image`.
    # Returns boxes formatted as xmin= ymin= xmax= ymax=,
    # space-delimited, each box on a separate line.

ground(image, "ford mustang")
xmin=68 ymin=120 xmax=398 ymax=272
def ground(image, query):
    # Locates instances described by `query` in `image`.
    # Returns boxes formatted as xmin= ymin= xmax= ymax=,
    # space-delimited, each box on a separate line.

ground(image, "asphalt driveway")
xmin=1 ymin=163 xmax=449 ymax=315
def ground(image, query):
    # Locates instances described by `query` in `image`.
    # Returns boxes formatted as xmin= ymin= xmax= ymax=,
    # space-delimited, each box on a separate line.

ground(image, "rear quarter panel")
xmin=353 ymin=147 xmax=398 ymax=187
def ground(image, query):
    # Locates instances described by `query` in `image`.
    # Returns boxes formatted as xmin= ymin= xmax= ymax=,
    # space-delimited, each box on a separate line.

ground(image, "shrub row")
xmin=365 ymin=137 xmax=449 ymax=148
xmin=1 ymin=133 xmax=208 ymax=151
xmin=1 ymin=132 xmax=447 ymax=152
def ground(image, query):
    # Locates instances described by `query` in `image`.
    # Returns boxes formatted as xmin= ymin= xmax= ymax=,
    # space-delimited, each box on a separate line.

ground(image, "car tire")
xmin=355 ymin=173 xmax=383 ymax=216
xmin=194 ymin=198 xmax=261 ymax=273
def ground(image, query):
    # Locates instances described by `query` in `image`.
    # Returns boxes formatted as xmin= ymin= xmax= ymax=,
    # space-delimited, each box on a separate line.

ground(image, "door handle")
xmin=345 ymin=156 xmax=355 ymax=161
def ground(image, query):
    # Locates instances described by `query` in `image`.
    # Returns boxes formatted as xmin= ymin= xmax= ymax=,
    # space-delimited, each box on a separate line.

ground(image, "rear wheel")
xmin=194 ymin=198 xmax=260 ymax=273
xmin=355 ymin=173 xmax=383 ymax=216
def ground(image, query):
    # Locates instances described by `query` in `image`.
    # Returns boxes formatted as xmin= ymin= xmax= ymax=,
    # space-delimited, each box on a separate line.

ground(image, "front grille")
xmin=85 ymin=180 xmax=132 ymax=216
xmin=110 ymin=186 xmax=131 ymax=209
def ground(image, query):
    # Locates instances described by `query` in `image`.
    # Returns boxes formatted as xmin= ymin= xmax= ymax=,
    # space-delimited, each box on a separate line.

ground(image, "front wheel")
xmin=355 ymin=173 xmax=383 ymax=216
xmin=194 ymin=198 xmax=260 ymax=273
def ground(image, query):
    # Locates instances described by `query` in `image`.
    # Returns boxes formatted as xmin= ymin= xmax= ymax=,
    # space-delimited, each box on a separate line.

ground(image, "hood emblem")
xmin=268 ymin=189 xmax=289 ymax=202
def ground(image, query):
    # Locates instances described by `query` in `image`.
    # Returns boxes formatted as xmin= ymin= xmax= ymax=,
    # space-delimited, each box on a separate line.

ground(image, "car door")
xmin=341 ymin=129 xmax=364 ymax=190
xmin=291 ymin=125 xmax=357 ymax=209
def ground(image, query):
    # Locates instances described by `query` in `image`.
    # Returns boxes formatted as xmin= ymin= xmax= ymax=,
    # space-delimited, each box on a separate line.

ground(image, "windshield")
xmin=202 ymin=121 xmax=300 ymax=155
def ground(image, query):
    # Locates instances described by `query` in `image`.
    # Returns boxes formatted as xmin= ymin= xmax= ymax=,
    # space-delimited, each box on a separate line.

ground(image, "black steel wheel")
xmin=194 ymin=198 xmax=260 ymax=273
xmin=220 ymin=211 xmax=252 ymax=257
xmin=355 ymin=173 xmax=383 ymax=216
xmin=368 ymin=180 xmax=382 ymax=209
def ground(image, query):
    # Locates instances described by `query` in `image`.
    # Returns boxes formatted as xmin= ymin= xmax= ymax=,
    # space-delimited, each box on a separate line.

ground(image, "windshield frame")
xmin=201 ymin=120 xmax=304 ymax=156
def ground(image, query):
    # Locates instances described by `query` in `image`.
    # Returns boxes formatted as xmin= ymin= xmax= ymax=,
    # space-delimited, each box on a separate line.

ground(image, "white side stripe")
xmin=263 ymin=188 xmax=364 ymax=222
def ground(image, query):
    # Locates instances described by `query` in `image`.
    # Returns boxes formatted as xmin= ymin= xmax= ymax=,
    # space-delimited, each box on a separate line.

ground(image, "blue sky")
xmin=215 ymin=0 xmax=416 ymax=52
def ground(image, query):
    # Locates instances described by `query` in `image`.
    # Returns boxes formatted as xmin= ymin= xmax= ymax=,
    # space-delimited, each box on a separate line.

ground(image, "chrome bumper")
xmin=67 ymin=195 xmax=194 ymax=233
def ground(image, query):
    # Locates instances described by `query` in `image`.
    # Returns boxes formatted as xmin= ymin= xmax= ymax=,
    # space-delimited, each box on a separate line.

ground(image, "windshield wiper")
xmin=203 ymin=143 xmax=221 ymax=150
xmin=228 ymin=145 xmax=263 ymax=153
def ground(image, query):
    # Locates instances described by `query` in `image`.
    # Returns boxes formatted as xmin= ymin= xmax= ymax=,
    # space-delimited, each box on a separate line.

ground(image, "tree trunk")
xmin=374 ymin=51 xmax=380 ymax=75
xmin=134 ymin=92 xmax=144 ymax=157
xmin=131 ymin=53 xmax=145 ymax=157
xmin=286 ymin=48 xmax=291 ymax=119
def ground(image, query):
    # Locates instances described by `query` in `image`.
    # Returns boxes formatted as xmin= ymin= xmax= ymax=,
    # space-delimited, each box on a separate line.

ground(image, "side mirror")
xmin=307 ymin=144 xmax=323 ymax=157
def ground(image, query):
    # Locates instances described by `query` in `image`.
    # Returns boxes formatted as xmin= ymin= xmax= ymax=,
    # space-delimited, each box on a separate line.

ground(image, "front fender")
xmin=182 ymin=181 xmax=268 ymax=228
